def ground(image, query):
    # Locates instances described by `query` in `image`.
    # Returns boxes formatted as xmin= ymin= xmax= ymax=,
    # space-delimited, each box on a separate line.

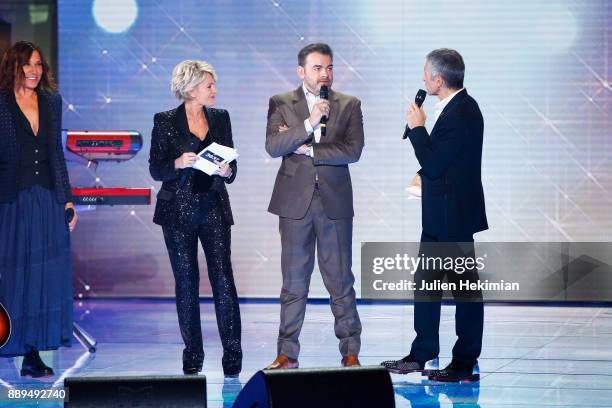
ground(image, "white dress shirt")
xmin=433 ymin=88 xmax=464 ymax=127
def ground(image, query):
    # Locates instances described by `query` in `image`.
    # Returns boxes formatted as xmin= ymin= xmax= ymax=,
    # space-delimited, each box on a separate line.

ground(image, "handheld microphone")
xmin=319 ymin=85 xmax=329 ymax=137
xmin=403 ymin=89 xmax=427 ymax=139
xmin=65 ymin=207 xmax=75 ymax=223
xmin=415 ymin=89 xmax=426 ymax=108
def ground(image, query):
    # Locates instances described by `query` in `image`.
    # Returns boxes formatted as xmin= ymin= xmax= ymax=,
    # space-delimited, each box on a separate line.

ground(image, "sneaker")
xmin=428 ymin=360 xmax=480 ymax=382
xmin=381 ymin=355 xmax=438 ymax=374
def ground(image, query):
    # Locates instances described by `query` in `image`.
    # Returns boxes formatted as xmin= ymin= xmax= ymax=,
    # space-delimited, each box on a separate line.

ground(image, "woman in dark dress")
xmin=149 ymin=60 xmax=242 ymax=377
xmin=0 ymin=41 xmax=77 ymax=377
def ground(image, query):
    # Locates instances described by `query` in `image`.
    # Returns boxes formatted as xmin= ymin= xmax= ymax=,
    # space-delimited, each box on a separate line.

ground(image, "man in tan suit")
xmin=265 ymin=43 xmax=364 ymax=369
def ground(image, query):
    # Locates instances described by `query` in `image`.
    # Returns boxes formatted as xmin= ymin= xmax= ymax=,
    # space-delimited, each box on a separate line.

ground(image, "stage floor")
xmin=1 ymin=300 xmax=612 ymax=407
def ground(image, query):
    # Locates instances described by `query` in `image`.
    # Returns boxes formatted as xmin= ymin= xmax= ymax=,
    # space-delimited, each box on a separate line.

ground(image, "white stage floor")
xmin=1 ymin=300 xmax=611 ymax=407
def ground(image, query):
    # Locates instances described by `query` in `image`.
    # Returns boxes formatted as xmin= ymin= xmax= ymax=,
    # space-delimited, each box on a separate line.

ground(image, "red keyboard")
xmin=72 ymin=187 xmax=151 ymax=205
xmin=66 ymin=130 xmax=142 ymax=161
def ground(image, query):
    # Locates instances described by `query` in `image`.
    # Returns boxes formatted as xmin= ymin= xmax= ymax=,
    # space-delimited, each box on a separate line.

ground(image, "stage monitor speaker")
xmin=233 ymin=366 xmax=395 ymax=408
xmin=64 ymin=375 xmax=207 ymax=408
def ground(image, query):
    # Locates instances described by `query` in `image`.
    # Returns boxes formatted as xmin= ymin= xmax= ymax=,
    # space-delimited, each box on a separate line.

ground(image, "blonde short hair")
xmin=171 ymin=60 xmax=217 ymax=101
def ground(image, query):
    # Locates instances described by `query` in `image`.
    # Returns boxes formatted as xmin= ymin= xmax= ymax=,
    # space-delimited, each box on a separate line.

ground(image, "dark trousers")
xmin=410 ymin=231 xmax=484 ymax=367
xmin=162 ymin=203 xmax=242 ymax=373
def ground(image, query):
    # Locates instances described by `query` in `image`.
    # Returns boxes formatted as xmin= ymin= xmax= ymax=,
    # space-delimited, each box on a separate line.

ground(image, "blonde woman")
xmin=149 ymin=60 xmax=241 ymax=376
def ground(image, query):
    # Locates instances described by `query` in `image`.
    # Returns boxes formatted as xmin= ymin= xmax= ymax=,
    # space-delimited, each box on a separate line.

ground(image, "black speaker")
xmin=233 ymin=366 xmax=395 ymax=408
xmin=64 ymin=375 xmax=207 ymax=407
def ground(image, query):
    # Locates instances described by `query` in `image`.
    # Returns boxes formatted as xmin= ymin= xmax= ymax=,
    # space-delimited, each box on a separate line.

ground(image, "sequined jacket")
xmin=0 ymin=90 xmax=73 ymax=204
xmin=149 ymin=104 xmax=237 ymax=226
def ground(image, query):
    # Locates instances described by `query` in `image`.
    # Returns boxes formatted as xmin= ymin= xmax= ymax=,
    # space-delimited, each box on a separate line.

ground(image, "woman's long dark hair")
xmin=0 ymin=41 xmax=57 ymax=93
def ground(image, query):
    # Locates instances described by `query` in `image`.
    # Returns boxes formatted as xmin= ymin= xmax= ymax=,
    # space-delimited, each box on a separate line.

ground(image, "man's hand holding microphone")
xmin=294 ymin=85 xmax=330 ymax=156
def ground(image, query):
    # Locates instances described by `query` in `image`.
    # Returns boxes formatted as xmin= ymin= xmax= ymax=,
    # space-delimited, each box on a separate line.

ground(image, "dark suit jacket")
xmin=0 ymin=90 xmax=72 ymax=204
xmin=406 ymin=89 xmax=488 ymax=237
xmin=149 ymin=104 xmax=237 ymax=226
xmin=266 ymin=86 xmax=364 ymax=219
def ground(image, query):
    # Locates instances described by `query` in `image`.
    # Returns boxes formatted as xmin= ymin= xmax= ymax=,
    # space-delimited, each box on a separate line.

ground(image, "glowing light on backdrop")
xmin=92 ymin=0 xmax=138 ymax=34
xmin=532 ymin=5 xmax=578 ymax=54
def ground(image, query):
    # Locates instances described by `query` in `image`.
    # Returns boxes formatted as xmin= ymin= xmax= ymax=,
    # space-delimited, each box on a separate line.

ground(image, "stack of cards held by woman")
xmin=193 ymin=142 xmax=238 ymax=175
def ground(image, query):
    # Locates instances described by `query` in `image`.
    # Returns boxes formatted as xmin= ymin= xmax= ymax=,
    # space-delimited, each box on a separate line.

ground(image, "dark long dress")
xmin=0 ymin=92 xmax=72 ymax=357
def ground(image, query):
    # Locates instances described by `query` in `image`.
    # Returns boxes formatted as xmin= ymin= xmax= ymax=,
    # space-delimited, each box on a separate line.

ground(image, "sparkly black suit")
xmin=149 ymin=104 xmax=241 ymax=375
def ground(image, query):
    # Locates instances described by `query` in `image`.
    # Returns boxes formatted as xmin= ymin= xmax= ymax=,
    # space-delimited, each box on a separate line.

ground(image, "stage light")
xmin=532 ymin=5 xmax=577 ymax=54
xmin=92 ymin=0 xmax=138 ymax=34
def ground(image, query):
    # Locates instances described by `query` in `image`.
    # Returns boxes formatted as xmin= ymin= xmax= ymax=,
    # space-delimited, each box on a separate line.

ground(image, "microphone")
xmin=319 ymin=84 xmax=329 ymax=137
xmin=65 ymin=207 xmax=75 ymax=223
xmin=415 ymin=88 xmax=426 ymax=108
xmin=403 ymin=89 xmax=427 ymax=139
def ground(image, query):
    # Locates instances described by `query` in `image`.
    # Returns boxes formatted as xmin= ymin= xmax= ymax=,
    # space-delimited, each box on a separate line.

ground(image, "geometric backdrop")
xmin=58 ymin=0 xmax=612 ymax=297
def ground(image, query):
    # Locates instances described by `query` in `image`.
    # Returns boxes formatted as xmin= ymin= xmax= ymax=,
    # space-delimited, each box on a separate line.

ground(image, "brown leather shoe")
xmin=341 ymin=355 xmax=361 ymax=367
xmin=264 ymin=354 xmax=299 ymax=370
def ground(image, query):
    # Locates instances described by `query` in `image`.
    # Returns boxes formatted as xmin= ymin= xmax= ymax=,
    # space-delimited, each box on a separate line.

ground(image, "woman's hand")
xmin=175 ymin=152 xmax=198 ymax=169
xmin=65 ymin=202 xmax=78 ymax=232
xmin=214 ymin=161 xmax=233 ymax=178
